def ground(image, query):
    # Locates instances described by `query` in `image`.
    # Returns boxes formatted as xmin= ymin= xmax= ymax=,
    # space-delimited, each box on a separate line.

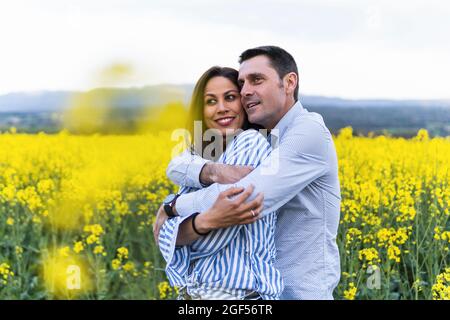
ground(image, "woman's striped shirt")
xmin=159 ymin=129 xmax=284 ymax=300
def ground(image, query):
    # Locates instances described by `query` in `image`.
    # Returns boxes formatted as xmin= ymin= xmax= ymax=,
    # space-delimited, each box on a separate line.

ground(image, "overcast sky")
xmin=1 ymin=0 xmax=449 ymax=99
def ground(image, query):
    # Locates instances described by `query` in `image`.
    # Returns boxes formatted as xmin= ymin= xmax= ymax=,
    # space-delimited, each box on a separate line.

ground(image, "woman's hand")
xmin=153 ymin=204 xmax=168 ymax=246
xmin=195 ymin=184 xmax=264 ymax=233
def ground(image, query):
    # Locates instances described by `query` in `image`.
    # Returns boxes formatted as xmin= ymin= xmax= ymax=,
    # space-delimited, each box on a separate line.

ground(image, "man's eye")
xmin=254 ymin=77 xmax=263 ymax=83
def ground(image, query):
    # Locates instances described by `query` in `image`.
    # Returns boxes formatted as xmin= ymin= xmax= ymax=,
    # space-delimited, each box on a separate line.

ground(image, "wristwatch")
xmin=163 ymin=193 xmax=180 ymax=218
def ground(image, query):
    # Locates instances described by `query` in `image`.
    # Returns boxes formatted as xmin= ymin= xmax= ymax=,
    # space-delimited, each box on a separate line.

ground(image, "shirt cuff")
xmin=175 ymin=191 xmax=199 ymax=217
xmin=164 ymin=215 xmax=192 ymax=265
xmin=186 ymin=158 xmax=210 ymax=189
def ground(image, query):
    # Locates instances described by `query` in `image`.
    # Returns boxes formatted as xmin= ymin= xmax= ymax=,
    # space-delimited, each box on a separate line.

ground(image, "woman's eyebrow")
xmin=204 ymin=93 xmax=217 ymax=97
xmin=224 ymin=90 xmax=239 ymax=95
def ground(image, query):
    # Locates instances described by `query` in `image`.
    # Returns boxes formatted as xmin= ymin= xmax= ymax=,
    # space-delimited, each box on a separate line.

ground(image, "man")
xmin=154 ymin=46 xmax=341 ymax=299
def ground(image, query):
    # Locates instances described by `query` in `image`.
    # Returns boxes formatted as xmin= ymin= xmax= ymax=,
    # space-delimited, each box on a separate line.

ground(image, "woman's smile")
xmin=215 ymin=116 xmax=236 ymax=127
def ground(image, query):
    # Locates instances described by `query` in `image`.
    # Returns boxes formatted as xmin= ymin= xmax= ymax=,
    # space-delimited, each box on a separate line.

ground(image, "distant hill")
xmin=1 ymin=85 xmax=449 ymax=136
xmin=1 ymin=85 xmax=449 ymax=112
xmin=301 ymin=95 xmax=450 ymax=109
xmin=0 ymin=84 xmax=194 ymax=113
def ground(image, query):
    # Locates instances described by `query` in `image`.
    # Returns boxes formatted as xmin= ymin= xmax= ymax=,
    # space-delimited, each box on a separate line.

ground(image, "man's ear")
xmin=283 ymin=72 xmax=298 ymax=96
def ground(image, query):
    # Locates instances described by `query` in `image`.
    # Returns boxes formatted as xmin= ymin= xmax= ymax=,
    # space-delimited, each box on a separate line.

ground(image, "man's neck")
xmin=265 ymin=100 xmax=297 ymax=130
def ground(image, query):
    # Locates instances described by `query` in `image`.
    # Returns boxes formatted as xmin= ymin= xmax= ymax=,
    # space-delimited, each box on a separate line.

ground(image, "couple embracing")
xmin=153 ymin=46 xmax=341 ymax=300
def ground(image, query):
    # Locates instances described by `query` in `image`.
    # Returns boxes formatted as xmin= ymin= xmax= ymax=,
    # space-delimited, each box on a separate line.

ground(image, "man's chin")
xmin=248 ymin=117 xmax=264 ymax=127
xmin=248 ymin=113 xmax=262 ymax=125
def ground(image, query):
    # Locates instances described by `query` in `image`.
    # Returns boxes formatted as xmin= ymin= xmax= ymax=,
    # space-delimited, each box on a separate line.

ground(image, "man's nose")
xmin=240 ymin=82 xmax=253 ymax=97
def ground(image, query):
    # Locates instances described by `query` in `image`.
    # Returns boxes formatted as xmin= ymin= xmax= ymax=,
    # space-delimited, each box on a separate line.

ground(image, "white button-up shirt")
xmin=168 ymin=101 xmax=341 ymax=299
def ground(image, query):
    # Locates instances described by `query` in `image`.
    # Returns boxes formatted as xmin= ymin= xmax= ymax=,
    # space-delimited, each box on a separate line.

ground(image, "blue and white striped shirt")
xmin=159 ymin=129 xmax=284 ymax=300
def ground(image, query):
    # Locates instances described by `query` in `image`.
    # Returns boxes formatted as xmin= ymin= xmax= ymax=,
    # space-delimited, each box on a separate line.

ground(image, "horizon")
xmin=1 ymin=84 xmax=450 ymax=103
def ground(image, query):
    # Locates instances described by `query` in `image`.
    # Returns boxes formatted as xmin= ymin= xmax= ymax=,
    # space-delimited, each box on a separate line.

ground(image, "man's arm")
xmin=174 ymin=120 xmax=331 ymax=220
xmin=166 ymin=148 xmax=254 ymax=187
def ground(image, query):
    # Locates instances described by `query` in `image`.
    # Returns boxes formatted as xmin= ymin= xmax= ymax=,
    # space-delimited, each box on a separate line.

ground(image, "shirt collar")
xmin=271 ymin=100 xmax=305 ymax=140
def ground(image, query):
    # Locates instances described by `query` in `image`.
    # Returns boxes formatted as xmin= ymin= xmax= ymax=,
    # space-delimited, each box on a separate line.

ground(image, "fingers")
xmin=153 ymin=218 xmax=161 ymax=246
xmin=153 ymin=223 xmax=159 ymax=246
xmin=153 ymin=205 xmax=166 ymax=246
xmin=238 ymin=195 xmax=264 ymax=225
xmin=220 ymin=186 xmax=245 ymax=198
xmin=238 ymin=192 xmax=264 ymax=213
xmin=233 ymin=184 xmax=255 ymax=205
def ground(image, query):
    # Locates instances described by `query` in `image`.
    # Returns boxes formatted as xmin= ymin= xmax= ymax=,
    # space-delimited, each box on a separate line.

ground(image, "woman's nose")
xmin=216 ymin=100 xmax=229 ymax=113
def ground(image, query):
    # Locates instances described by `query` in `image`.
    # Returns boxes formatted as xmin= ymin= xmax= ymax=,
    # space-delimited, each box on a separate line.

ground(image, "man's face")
xmin=238 ymin=55 xmax=287 ymax=129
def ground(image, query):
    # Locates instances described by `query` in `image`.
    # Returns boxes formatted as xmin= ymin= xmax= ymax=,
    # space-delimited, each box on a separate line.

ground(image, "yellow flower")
xmin=6 ymin=217 xmax=14 ymax=226
xmin=0 ymin=263 xmax=14 ymax=285
xmin=338 ymin=126 xmax=353 ymax=140
xmin=73 ymin=241 xmax=85 ymax=254
xmin=123 ymin=261 xmax=135 ymax=272
xmin=158 ymin=281 xmax=172 ymax=299
xmin=83 ymin=224 xmax=104 ymax=237
xmin=387 ymin=245 xmax=401 ymax=263
xmin=111 ymin=259 xmax=121 ymax=270
xmin=432 ymin=268 xmax=450 ymax=300
xmin=414 ymin=128 xmax=429 ymax=141
xmin=358 ymin=248 xmax=380 ymax=265
xmin=343 ymin=282 xmax=357 ymax=300
xmin=93 ymin=245 xmax=106 ymax=256
xmin=86 ymin=234 xmax=99 ymax=245
xmin=345 ymin=228 xmax=362 ymax=246
xmin=117 ymin=247 xmax=128 ymax=260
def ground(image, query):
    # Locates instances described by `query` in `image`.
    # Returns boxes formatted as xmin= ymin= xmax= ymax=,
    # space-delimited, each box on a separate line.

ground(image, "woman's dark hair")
xmin=187 ymin=66 xmax=261 ymax=157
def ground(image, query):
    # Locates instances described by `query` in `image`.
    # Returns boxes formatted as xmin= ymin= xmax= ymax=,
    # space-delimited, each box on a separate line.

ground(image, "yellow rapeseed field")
xmin=0 ymin=127 xmax=449 ymax=299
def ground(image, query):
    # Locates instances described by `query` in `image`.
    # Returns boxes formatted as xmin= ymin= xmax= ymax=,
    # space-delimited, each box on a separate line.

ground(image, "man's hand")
xmin=194 ymin=184 xmax=264 ymax=233
xmin=153 ymin=204 xmax=168 ymax=246
xmin=199 ymin=163 xmax=253 ymax=185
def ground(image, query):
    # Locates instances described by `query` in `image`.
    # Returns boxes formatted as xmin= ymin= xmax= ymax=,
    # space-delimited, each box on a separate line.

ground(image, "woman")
xmin=158 ymin=66 xmax=283 ymax=300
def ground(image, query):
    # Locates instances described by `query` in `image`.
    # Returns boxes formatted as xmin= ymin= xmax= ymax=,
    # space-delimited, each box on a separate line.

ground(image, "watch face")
xmin=164 ymin=194 xmax=176 ymax=205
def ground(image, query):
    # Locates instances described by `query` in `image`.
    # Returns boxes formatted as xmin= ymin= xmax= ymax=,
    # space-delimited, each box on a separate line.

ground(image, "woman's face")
xmin=203 ymin=76 xmax=245 ymax=136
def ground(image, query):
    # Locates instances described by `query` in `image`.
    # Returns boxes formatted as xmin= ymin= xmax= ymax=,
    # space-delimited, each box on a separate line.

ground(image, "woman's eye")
xmin=225 ymin=95 xmax=236 ymax=101
xmin=205 ymin=99 xmax=217 ymax=105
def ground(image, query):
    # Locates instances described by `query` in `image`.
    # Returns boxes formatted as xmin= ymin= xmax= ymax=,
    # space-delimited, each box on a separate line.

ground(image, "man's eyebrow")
xmin=248 ymin=72 xmax=265 ymax=78
xmin=239 ymin=73 xmax=265 ymax=81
